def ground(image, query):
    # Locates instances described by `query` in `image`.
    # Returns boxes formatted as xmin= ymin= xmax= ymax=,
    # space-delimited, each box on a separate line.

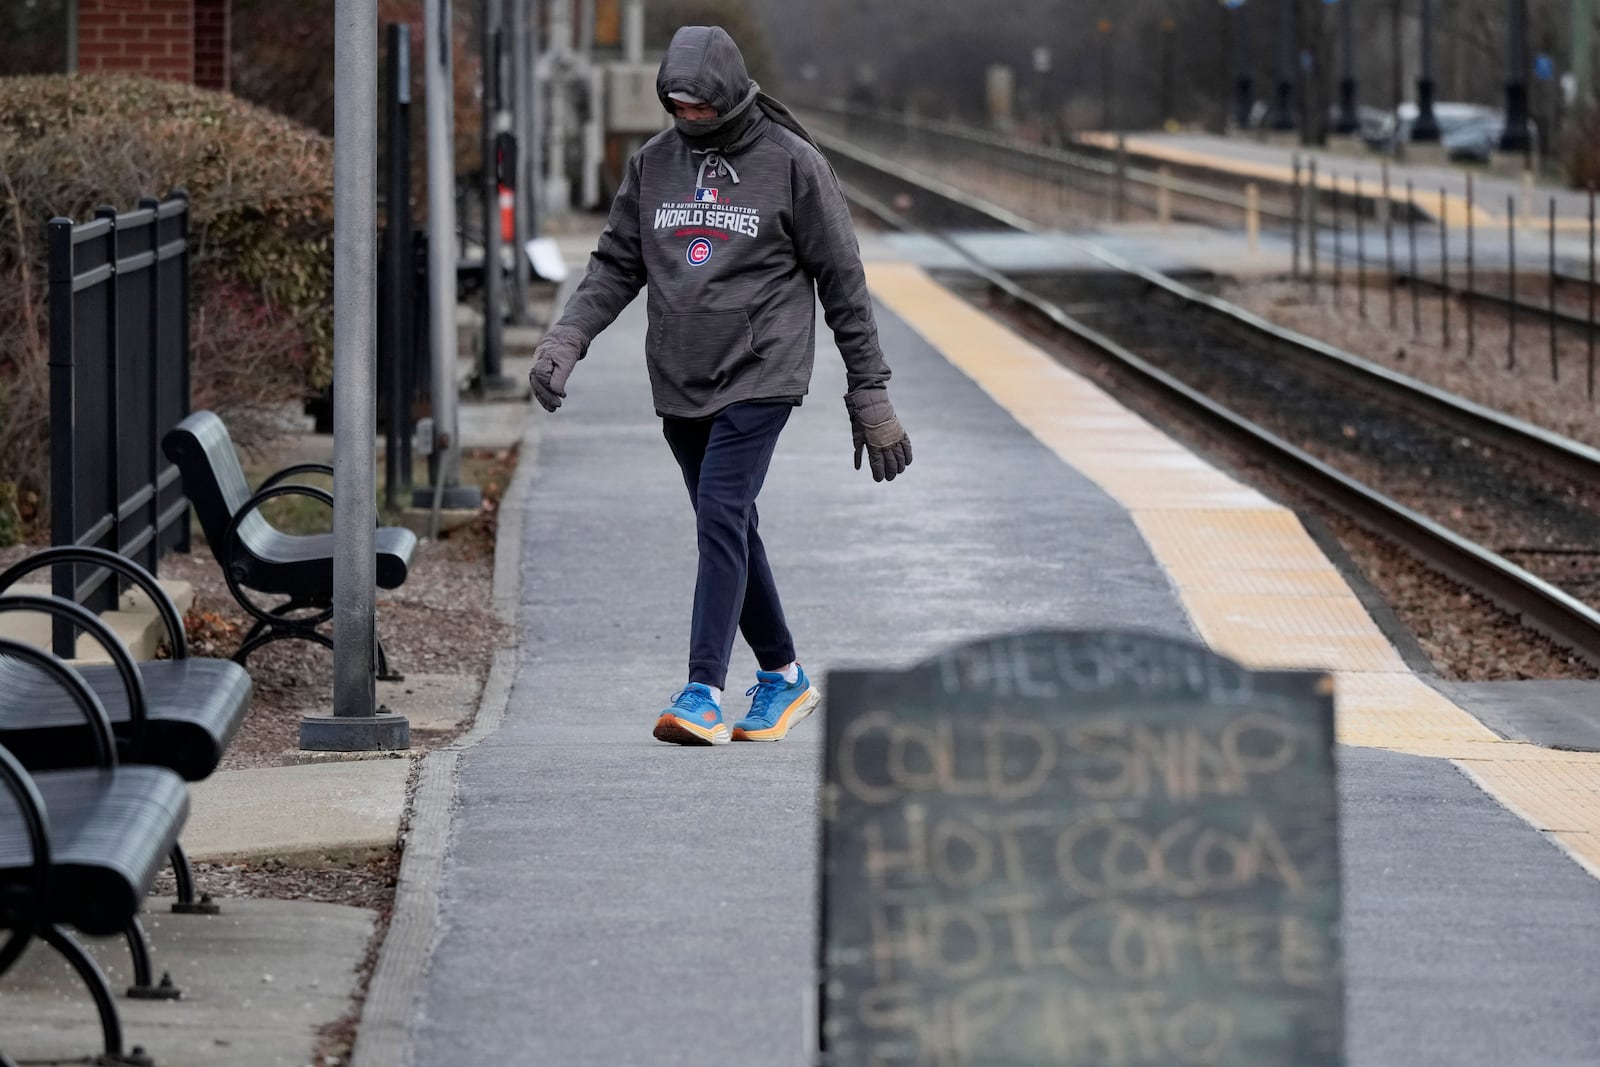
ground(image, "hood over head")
xmin=658 ymin=25 xmax=752 ymax=116
xmin=657 ymin=25 xmax=823 ymax=155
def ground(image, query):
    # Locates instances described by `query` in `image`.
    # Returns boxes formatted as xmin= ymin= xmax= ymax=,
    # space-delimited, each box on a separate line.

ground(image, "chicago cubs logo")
xmin=686 ymin=238 xmax=714 ymax=266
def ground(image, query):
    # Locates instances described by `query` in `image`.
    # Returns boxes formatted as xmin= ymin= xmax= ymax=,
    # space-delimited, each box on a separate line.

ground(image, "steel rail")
xmin=829 ymin=131 xmax=1600 ymax=667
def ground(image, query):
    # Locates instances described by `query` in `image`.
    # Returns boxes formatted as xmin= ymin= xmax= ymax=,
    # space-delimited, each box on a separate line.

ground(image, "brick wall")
xmin=193 ymin=0 xmax=229 ymax=90
xmin=77 ymin=0 xmax=196 ymax=83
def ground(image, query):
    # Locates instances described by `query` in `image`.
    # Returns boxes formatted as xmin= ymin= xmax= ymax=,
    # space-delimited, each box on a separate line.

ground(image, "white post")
xmin=303 ymin=0 xmax=409 ymax=749
xmin=1157 ymin=165 xmax=1172 ymax=230
xmin=1246 ymin=182 xmax=1261 ymax=255
xmin=576 ymin=0 xmax=601 ymax=209
xmin=545 ymin=0 xmax=572 ymax=216
xmin=521 ymin=0 xmax=542 ymax=240
xmin=582 ymin=65 xmax=603 ymax=209
xmin=579 ymin=0 xmax=595 ymax=58
xmin=623 ymin=0 xmax=643 ymax=63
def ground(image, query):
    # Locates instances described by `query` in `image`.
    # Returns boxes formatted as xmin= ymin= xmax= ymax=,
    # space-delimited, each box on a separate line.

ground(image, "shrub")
xmin=0 ymin=480 xmax=19 ymax=549
xmin=0 ymin=73 xmax=336 ymax=541
xmin=1560 ymin=105 xmax=1600 ymax=191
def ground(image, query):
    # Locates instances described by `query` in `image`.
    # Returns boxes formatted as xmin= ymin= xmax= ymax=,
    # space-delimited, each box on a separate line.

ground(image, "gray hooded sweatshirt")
xmin=547 ymin=26 xmax=891 ymax=419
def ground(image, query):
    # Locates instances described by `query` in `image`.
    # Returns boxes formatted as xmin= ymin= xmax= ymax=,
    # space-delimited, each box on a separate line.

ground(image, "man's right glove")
xmin=528 ymin=326 xmax=586 ymax=412
xmin=845 ymin=387 xmax=913 ymax=482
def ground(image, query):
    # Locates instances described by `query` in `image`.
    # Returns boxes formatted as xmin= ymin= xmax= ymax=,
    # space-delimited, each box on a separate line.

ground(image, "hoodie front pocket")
xmin=657 ymin=310 xmax=764 ymax=396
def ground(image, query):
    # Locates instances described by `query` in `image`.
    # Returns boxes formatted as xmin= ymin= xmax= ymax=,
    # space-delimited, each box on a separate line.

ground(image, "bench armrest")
xmin=226 ymin=483 xmax=335 ymax=556
xmin=0 ymin=546 xmax=188 ymax=660
xmin=0 ymin=742 xmax=50 ymax=976
xmin=259 ymin=462 xmax=335 ymax=492
xmin=0 ymin=598 xmax=146 ymax=761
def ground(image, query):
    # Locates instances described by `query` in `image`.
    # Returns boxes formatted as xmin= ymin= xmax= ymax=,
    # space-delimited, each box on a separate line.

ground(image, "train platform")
xmin=1086 ymin=130 xmax=1595 ymax=230
xmin=854 ymin=222 xmax=1294 ymax=279
xmin=389 ymin=256 xmax=1600 ymax=1066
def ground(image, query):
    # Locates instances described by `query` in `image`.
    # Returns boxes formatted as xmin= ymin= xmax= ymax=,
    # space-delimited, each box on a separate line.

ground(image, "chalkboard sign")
xmin=819 ymin=630 xmax=1342 ymax=1067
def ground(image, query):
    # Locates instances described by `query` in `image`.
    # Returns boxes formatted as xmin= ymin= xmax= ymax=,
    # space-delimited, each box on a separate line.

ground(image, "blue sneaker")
xmin=733 ymin=666 xmax=821 ymax=742
xmin=652 ymin=684 xmax=731 ymax=745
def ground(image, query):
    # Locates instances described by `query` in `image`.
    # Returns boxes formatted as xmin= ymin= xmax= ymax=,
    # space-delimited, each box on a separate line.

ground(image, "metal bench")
xmin=0 ymin=547 xmax=250 ymax=914
xmin=0 ymin=639 xmax=189 ymax=1067
xmin=162 ymin=409 xmax=416 ymax=678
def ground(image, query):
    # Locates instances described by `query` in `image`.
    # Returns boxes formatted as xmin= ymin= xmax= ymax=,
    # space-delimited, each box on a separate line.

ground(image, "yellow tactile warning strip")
xmin=866 ymin=259 xmax=1600 ymax=877
xmin=1458 ymin=755 xmax=1600 ymax=878
xmin=1334 ymin=672 xmax=1502 ymax=748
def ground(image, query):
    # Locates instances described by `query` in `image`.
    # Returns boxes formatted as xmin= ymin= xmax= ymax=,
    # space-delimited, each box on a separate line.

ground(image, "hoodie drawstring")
xmin=693 ymin=150 xmax=740 ymax=188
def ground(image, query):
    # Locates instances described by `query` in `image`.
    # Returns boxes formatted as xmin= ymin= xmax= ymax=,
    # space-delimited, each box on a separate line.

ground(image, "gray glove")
xmin=845 ymin=387 xmax=913 ymax=482
xmin=528 ymin=326 xmax=586 ymax=412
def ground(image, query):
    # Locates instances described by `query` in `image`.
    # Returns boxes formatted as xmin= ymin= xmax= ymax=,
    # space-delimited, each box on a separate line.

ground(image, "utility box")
xmin=606 ymin=63 xmax=668 ymax=135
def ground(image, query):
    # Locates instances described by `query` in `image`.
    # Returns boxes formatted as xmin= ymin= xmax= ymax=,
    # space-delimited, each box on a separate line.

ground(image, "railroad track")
xmin=821 ymin=129 xmax=1600 ymax=668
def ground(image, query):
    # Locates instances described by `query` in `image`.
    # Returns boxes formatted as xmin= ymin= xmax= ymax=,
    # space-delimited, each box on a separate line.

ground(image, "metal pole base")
xmin=470 ymin=372 xmax=525 ymax=399
xmin=1272 ymin=81 xmax=1295 ymax=130
xmin=298 ymin=711 xmax=411 ymax=752
xmin=411 ymin=484 xmax=484 ymax=510
xmin=1335 ymin=78 xmax=1359 ymax=134
xmin=1500 ymin=82 xmax=1532 ymax=152
xmin=1412 ymin=79 xmax=1441 ymax=141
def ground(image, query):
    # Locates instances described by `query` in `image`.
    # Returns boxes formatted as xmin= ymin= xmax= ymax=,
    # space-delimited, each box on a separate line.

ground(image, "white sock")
xmin=779 ymin=662 xmax=800 ymax=685
xmin=700 ymin=684 xmax=722 ymax=706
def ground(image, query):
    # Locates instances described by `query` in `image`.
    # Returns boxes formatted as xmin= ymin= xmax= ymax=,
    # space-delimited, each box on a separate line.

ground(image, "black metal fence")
xmin=47 ymin=194 xmax=191 ymax=655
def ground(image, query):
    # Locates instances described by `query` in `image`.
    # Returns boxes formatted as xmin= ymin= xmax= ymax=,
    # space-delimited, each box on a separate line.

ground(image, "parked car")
xmin=1358 ymin=101 xmax=1536 ymax=161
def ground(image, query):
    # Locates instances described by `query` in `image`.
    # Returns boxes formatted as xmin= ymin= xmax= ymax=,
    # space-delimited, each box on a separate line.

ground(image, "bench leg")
xmin=122 ymin=918 xmax=181 ymax=1001
xmin=233 ymin=625 xmax=334 ymax=668
xmin=38 ymin=925 xmax=156 ymax=1066
xmin=231 ymin=598 xmax=404 ymax=684
xmin=232 ymin=597 xmax=334 ymax=668
xmin=0 ymin=928 xmax=33 ymax=978
xmin=167 ymin=842 xmax=220 ymax=915
xmin=377 ymin=635 xmax=404 ymax=682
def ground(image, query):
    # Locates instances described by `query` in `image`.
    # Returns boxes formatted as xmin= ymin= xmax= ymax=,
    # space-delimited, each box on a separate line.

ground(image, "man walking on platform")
xmin=528 ymin=25 xmax=912 ymax=746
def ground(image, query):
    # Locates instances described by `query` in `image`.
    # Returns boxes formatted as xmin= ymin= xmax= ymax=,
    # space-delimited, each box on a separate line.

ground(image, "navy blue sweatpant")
xmin=662 ymin=401 xmax=797 ymax=691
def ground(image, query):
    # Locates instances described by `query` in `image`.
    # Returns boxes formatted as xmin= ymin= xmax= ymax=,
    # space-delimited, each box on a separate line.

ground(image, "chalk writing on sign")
xmin=820 ymin=630 xmax=1342 ymax=1067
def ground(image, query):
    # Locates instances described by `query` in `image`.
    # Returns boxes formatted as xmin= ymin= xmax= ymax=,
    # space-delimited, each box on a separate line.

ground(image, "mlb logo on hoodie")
xmin=694 ymin=187 xmax=719 ymax=203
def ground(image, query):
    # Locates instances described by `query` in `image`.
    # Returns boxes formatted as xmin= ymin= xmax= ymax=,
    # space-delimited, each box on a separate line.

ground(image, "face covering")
xmin=673 ymin=84 xmax=760 ymax=151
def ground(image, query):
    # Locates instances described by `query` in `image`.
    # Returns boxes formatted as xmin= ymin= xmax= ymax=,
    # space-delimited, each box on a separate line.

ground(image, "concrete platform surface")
xmin=401 ymin=259 xmax=1600 ymax=1067
xmin=1432 ymin=678 xmax=1600 ymax=753
xmin=184 ymin=759 xmax=412 ymax=867
xmin=0 ymin=898 xmax=374 ymax=1067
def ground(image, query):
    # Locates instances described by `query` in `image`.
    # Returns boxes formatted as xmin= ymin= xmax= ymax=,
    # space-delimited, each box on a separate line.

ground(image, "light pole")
xmin=1100 ymin=16 xmax=1113 ymax=131
xmin=1225 ymin=0 xmax=1254 ymax=130
xmin=304 ymin=0 xmax=410 ymax=750
xmin=1501 ymin=0 xmax=1532 ymax=151
xmin=1412 ymin=0 xmax=1441 ymax=141
xmin=1334 ymin=0 xmax=1359 ymax=133
xmin=1273 ymin=0 xmax=1295 ymax=129
xmin=1160 ymin=18 xmax=1177 ymax=127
